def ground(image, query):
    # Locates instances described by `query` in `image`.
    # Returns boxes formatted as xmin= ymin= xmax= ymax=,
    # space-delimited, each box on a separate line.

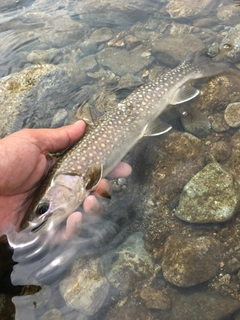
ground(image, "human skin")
xmin=0 ymin=120 xmax=132 ymax=240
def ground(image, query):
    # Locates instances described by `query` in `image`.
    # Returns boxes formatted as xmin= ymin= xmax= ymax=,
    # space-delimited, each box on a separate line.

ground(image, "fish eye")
xmin=36 ymin=201 xmax=49 ymax=215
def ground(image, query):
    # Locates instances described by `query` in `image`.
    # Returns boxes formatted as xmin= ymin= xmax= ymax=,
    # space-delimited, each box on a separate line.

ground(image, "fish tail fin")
xmin=183 ymin=50 xmax=229 ymax=78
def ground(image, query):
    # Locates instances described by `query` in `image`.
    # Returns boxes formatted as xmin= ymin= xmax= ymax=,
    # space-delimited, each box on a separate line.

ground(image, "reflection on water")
xmin=0 ymin=0 xmax=240 ymax=319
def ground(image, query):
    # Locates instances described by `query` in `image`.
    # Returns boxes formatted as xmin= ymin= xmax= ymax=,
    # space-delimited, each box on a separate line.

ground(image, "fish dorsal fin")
xmin=170 ymin=85 xmax=199 ymax=105
xmin=84 ymin=164 xmax=103 ymax=191
xmin=144 ymin=118 xmax=172 ymax=137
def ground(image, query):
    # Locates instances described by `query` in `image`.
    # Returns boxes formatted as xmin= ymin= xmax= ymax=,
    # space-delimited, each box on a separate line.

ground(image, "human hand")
xmin=0 ymin=121 xmax=132 ymax=239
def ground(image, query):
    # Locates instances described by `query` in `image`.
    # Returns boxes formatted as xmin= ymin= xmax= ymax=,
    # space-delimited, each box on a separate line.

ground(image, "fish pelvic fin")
xmin=144 ymin=118 xmax=172 ymax=137
xmin=183 ymin=50 xmax=230 ymax=78
xmin=170 ymin=85 xmax=199 ymax=105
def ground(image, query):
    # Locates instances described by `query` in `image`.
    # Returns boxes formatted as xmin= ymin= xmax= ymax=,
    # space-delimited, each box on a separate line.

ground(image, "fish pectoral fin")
xmin=84 ymin=164 xmax=103 ymax=191
xmin=76 ymin=102 xmax=95 ymax=126
xmin=144 ymin=118 xmax=172 ymax=137
xmin=170 ymin=85 xmax=199 ymax=105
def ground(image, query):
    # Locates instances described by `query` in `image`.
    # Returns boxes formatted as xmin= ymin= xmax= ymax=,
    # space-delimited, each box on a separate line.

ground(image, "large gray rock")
xmin=175 ymin=162 xmax=240 ymax=223
xmin=0 ymin=63 xmax=86 ymax=137
xmin=105 ymin=232 xmax=154 ymax=296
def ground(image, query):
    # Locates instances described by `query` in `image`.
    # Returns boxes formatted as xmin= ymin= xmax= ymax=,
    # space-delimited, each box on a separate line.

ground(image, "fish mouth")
xmin=31 ymin=220 xmax=48 ymax=233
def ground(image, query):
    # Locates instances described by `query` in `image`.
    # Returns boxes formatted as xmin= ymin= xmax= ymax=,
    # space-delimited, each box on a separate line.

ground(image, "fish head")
xmin=21 ymin=174 xmax=86 ymax=234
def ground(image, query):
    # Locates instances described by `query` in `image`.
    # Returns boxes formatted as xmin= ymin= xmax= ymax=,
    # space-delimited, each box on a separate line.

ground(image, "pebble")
xmin=90 ymin=27 xmax=113 ymax=43
xmin=162 ymin=235 xmax=221 ymax=287
xmin=27 ymin=48 xmax=61 ymax=64
xmin=78 ymin=55 xmax=98 ymax=72
xmin=210 ymin=140 xmax=232 ymax=162
xmin=79 ymin=39 xmax=98 ymax=55
xmin=51 ymin=109 xmax=68 ymax=128
xmin=211 ymin=113 xmax=230 ymax=132
xmin=175 ymin=162 xmax=240 ymax=223
xmin=224 ymin=102 xmax=240 ymax=128
xmin=181 ymin=109 xmax=211 ymax=138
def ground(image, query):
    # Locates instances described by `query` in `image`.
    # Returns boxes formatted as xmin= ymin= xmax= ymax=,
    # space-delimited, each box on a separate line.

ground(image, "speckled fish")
xmin=21 ymin=51 xmax=229 ymax=234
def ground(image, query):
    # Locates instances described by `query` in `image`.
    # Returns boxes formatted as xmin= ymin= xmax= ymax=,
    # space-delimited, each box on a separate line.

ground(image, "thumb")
xmin=30 ymin=120 xmax=86 ymax=153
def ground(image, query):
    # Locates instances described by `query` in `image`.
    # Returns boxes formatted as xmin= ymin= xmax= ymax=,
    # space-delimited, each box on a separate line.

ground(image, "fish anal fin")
xmin=144 ymin=118 xmax=172 ymax=137
xmin=84 ymin=164 xmax=103 ymax=191
xmin=170 ymin=85 xmax=199 ymax=105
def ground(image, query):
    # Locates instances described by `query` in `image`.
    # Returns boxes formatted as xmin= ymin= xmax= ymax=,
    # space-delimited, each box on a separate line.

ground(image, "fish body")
xmin=21 ymin=51 xmax=229 ymax=234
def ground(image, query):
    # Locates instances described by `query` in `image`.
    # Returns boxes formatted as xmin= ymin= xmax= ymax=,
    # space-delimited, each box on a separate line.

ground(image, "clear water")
xmin=0 ymin=0 xmax=240 ymax=319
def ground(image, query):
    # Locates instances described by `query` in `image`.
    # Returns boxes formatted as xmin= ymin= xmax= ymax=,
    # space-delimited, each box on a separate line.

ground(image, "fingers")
xmin=59 ymin=162 xmax=132 ymax=241
xmin=63 ymin=197 xmax=103 ymax=241
xmin=107 ymin=162 xmax=132 ymax=178
xmin=93 ymin=179 xmax=112 ymax=199
xmin=64 ymin=211 xmax=82 ymax=240
xmin=83 ymin=195 xmax=103 ymax=215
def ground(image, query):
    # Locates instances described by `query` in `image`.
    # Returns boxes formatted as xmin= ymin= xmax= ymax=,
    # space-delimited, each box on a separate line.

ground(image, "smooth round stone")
xmin=224 ymin=102 xmax=240 ymax=128
xmin=162 ymin=235 xmax=221 ymax=287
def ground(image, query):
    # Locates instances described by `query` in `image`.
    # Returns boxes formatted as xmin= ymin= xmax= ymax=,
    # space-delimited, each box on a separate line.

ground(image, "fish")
xmin=20 ymin=50 xmax=229 ymax=234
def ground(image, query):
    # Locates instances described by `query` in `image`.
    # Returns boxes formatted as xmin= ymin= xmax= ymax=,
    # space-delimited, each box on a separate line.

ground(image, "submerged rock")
xmin=211 ymin=113 xmax=230 ymax=132
xmin=162 ymin=235 xmax=221 ymax=287
xmin=151 ymin=34 xmax=205 ymax=65
xmin=140 ymin=286 xmax=171 ymax=310
xmin=209 ymin=140 xmax=232 ymax=162
xmin=0 ymin=0 xmax=34 ymax=11
xmin=215 ymin=24 xmax=240 ymax=63
xmin=181 ymin=109 xmax=211 ymax=138
xmin=90 ymin=27 xmax=113 ymax=43
xmin=217 ymin=4 xmax=240 ymax=26
xmin=175 ymin=162 xmax=240 ymax=223
xmin=96 ymin=45 xmax=154 ymax=76
xmin=166 ymin=0 xmax=215 ymax=18
xmin=105 ymin=232 xmax=154 ymax=296
xmin=50 ymin=109 xmax=69 ymax=128
xmin=0 ymin=63 xmax=86 ymax=137
xmin=60 ymin=258 xmax=109 ymax=316
xmin=169 ymin=291 xmax=240 ymax=320
xmin=27 ymin=48 xmax=62 ymax=64
xmin=224 ymin=102 xmax=240 ymax=128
